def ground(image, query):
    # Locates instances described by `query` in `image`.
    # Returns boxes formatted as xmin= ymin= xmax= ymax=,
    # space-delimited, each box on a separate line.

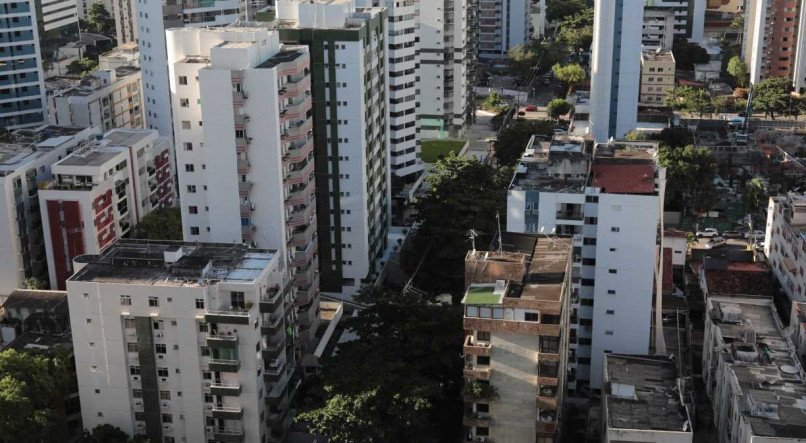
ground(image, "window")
xmin=159 ymin=390 xmax=171 ymax=400
xmin=184 ymin=164 xmax=194 ymax=172
xmin=157 ymin=367 xmax=169 ymax=377
xmin=198 ymin=322 xmax=209 ymax=333
xmin=524 ymin=312 xmax=540 ymax=322
xmin=204 ymin=394 xmax=213 ymax=403
xmin=609 ymin=247 xmax=616 ymax=252
xmin=148 ymin=297 xmax=159 ymax=307
xmin=476 ymin=356 xmax=490 ymax=366
xmin=161 ymin=414 xmax=173 ymax=423
xmin=135 ymin=412 xmax=146 ymax=421
xmin=202 ymin=371 xmax=212 ymax=380
xmin=195 ymin=298 xmax=204 ymax=309
xmin=476 ymin=331 xmax=490 ymax=342
xmin=120 ymin=295 xmax=132 ymax=306
xmin=606 ymin=310 xmax=615 ymax=315
xmin=190 ymin=227 xmax=200 ymax=235
xmin=178 ymin=76 xmax=187 ymax=85
xmin=180 ymin=98 xmax=189 ymax=107
xmin=608 ymin=269 xmax=617 ymax=274
xmin=188 ymin=206 xmax=198 ymax=214
xmin=86 ymin=318 xmax=92 ymax=324
xmin=585 ymin=195 xmax=598 ymax=203
xmin=583 ymin=237 xmax=596 ymax=246
xmin=181 ymin=120 xmax=191 ymax=130
xmin=130 ymin=366 xmax=140 ymax=375
xmin=200 ymin=346 xmax=210 ymax=357
xmin=124 ymin=318 xmax=136 ymax=329
xmin=183 ymin=142 xmax=193 ymax=151
xmin=539 ymin=336 xmax=559 ymax=353
xmin=127 ymin=343 xmax=138 ymax=353
xmin=133 ymin=389 xmax=143 ymax=398
xmin=605 ymin=330 xmax=614 ymax=335
xmin=607 ymin=289 xmax=616 ymax=295
xmin=187 ymin=185 xmax=196 ymax=193
xmin=611 ymin=227 xmax=620 ymax=232
xmin=155 ymin=344 xmax=167 ymax=354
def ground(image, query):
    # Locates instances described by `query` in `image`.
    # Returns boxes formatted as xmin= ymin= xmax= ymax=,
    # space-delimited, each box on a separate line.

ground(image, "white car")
xmin=743 ymin=230 xmax=765 ymax=240
xmin=705 ymin=236 xmax=726 ymax=249
xmin=696 ymin=228 xmax=719 ymax=238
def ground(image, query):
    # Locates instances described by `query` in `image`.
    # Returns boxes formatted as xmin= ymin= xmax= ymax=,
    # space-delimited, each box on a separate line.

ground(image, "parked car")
xmin=696 ymin=228 xmax=719 ymax=238
xmin=525 ymin=105 xmax=538 ymax=112
xmin=706 ymin=236 xmax=727 ymax=249
xmin=743 ymin=230 xmax=765 ymax=240
xmin=722 ymin=230 xmax=742 ymax=239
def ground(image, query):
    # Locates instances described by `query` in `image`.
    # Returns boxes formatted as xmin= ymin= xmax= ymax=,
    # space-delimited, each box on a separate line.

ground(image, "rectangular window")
xmin=178 ymin=76 xmax=187 ymax=85
xmin=181 ymin=120 xmax=191 ymax=130
xmin=611 ymin=227 xmax=620 ymax=232
xmin=539 ymin=336 xmax=559 ymax=354
xmin=129 ymin=366 xmax=140 ymax=375
xmin=585 ymin=195 xmax=598 ymax=203
xmin=195 ymin=298 xmax=204 ymax=309
xmin=159 ymin=390 xmax=171 ymax=400
xmin=157 ymin=367 xmax=169 ymax=377
xmin=609 ymin=269 xmax=617 ymax=274
xmin=524 ymin=312 xmax=539 ymax=322
xmin=120 ymin=295 xmax=131 ymax=306
xmin=179 ymin=98 xmax=189 ymax=107
xmin=583 ymin=238 xmax=597 ymax=246
xmin=476 ymin=331 xmax=490 ymax=342
xmin=155 ymin=344 xmax=167 ymax=354
xmin=148 ymin=297 xmax=159 ymax=307
xmin=607 ymin=289 xmax=616 ymax=294
xmin=184 ymin=164 xmax=194 ymax=172
xmin=124 ymin=318 xmax=136 ymax=329
xmin=190 ymin=227 xmax=200 ymax=235
xmin=188 ymin=206 xmax=198 ymax=214
xmin=606 ymin=310 xmax=615 ymax=315
xmin=605 ymin=330 xmax=614 ymax=335
xmin=127 ymin=343 xmax=138 ymax=353
xmin=183 ymin=142 xmax=193 ymax=151
xmin=133 ymin=389 xmax=143 ymax=398
xmin=161 ymin=414 xmax=172 ymax=423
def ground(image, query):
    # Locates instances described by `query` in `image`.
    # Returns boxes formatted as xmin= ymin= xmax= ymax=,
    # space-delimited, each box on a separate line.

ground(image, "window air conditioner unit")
xmin=133 ymin=375 xmax=140 ymax=380
xmin=205 ymin=427 xmax=213 ymax=433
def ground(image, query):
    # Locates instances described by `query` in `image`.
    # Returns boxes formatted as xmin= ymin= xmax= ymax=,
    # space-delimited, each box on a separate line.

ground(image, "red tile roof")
xmin=663 ymin=248 xmax=674 ymax=293
xmin=702 ymin=267 xmax=772 ymax=297
xmin=590 ymin=164 xmax=656 ymax=194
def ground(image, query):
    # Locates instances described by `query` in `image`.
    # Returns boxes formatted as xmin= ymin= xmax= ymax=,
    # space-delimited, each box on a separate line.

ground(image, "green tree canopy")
xmin=665 ymin=86 xmax=714 ymax=117
xmin=507 ymin=44 xmax=539 ymax=79
xmin=742 ymin=177 xmax=767 ymax=214
xmin=132 ymin=207 xmax=182 ymax=240
xmin=556 ymin=7 xmax=594 ymax=50
xmin=80 ymin=424 xmax=129 ymax=443
xmin=86 ymin=4 xmax=114 ymax=36
xmin=657 ymin=127 xmax=694 ymax=149
xmin=672 ymin=40 xmax=710 ymax=70
xmin=480 ymin=91 xmax=503 ymax=112
xmin=297 ymin=288 xmax=463 ymax=443
xmin=494 ymin=120 xmax=553 ymax=166
xmin=726 ymin=56 xmax=748 ymax=88
xmin=0 ymin=349 xmax=70 ymax=442
xmin=547 ymin=98 xmax=572 ymax=120
xmin=23 ymin=277 xmax=46 ymax=289
xmin=67 ymin=58 xmax=99 ymax=76
xmin=546 ymin=0 xmax=587 ymax=23
xmin=713 ymin=95 xmax=737 ymax=114
xmin=752 ymin=76 xmax=791 ymax=120
xmin=659 ymin=145 xmax=716 ymax=214
xmin=552 ymin=63 xmax=586 ymax=94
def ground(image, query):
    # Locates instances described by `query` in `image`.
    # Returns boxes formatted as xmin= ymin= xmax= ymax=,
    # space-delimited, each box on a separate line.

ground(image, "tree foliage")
xmin=665 ymin=86 xmax=714 ymax=117
xmin=403 ymin=154 xmax=509 ymax=294
xmin=546 ymin=0 xmax=587 ymax=23
xmin=67 ymin=58 xmax=99 ymax=76
xmin=659 ymin=145 xmax=716 ymax=214
xmin=298 ymin=288 xmax=463 ymax=443
xmin=480 ymin=91 xmax=503 ymax=112
xmin=547 ymin=98 xmax=571 ymax=120
xmin=726 ymin=56 xmax=747 ymax=88
xmin=552 ymin=63 xmax=585 ymax=94
xmin=86 ymin=4 xmax=115 ymax=36
xmin=657 ymin=127 xmax=694 ymax=149
xmin=80 ymin=424 xmax=130 ymax=443
xmin=494 ymin=120 xmax=553 ymax=166
xmin=742 ymin=178 xmax=767 ymax=214
xmin=0 ymin=349 xmax=70 ymax=442
xmin=556 ymin=7 xmax=594 ymax=50
xmin=752 ymin=76 xmax=791 ymax=120
xmin=507 ymin=44 xmax=539 ymax=79
xmin=22 ymin=277 xmax=46 ymax=289
xmin=672 ymin=40 xmax=710 ymax=70
xmin=132 ymin=207 xmax=182 ymax=240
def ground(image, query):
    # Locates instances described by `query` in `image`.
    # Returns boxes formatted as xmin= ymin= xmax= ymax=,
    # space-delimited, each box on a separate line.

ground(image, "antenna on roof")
xmin=496 ymin=212 xmax=503 ymax=253
xmin=467 ymin=229 xmax=481 ymax=251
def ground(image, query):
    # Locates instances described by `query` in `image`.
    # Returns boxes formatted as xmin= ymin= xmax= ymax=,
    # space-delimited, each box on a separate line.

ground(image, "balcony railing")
xmin=284 ymin=158 xmax=314 ymax=186
xmin=213 ymin=428 xmax=245 ymax=442
xmin=238 ymin=181 xmax=253 ymax=196
xmin=205 ymin=307 xmax=251 ymax=325
xmin=555 ymin=211 xmax=583 ymax=221
xmin=210 ymin=382 xmax=242 ymax=396
xmin=289 ymin=220 xmax=316 ymax=248
xmin=259 ymin=286 xmax=283 ymax=313
xmin=463 ymin=365 xmax=491 ymax=380
xmin=292 ymin=240 xmax=317 ymax=267
xmin=211 ymin=405 xmax=243 ymax=420
xmin=463 ymin=336 xmax=492 ymax=357
xmin=206 ymin=333 xmax=239 ymax=348
xmin=208 ymin=359 xmax=241 ymax=373
xmin=285 ymin=178 xmax=315 ymax=206
xmin=292 ymin=261 xmax=316 ymax=286
xmin=264 ymin=360 xmax=286 ymax=383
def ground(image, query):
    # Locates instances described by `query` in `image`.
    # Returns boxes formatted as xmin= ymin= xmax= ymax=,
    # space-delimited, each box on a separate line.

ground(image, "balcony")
xmin=292 ymin=261 xmax=316 ymax=286
xmin=463 ymin=365 xmax=491 ymax=381
xmin=536 ymin=395 xmax=558 ymax=411
xmin=234 ymin=114 xmax=250 ymax=129
xmin=285 ymin=178 xmax=315 ymax=206
xmin=536 ymin=420 xmax=558 ymax=435
xmin=210 ymin=382 xmax=242 ymax=396
xmin=284 ymin=137 xmax=314 ymax=164
xmin=212 ymin=405 xmax=243 ymax=420
xmin=232 ymin=90 xmax=247 ymax=106
xmin=259 ymin=286 xmax=283 ymax=313
xmin=288 ymin=220 xmax=315 ymax=248
xmin=235 ymin=137 xmax=251 ymax=153
xmin=295 ymin=275 xmax=319 ymax=306
xmin=284 ymin=158 xmax=314 ymax=186
xmin=292 ymin=240 xmax=317 ymax=267
xmin=238 ymin=181 xmax=253 ymax=196
xmin=208 ymin=359 xmax=241 ymax=372
xmin=267 ymin=407 xmax=289 ymax=428
xmin=280 ymin=76 xmax=311 ymax=97
xmin=463 ymin=336 xmax=492 ymax=357
xmin=283 ymin=119 xmax=313 ymax=141
xmin=262 ymin=339 xmax=284 ymax=361
xmin=237 ymin=159 xmax=250 ymax=173
xmin=213 ymin=429 xmax=244 ymax=442
xmin=463 ymin=411 xmax=491 ymax=427
xmin=261 ymin=313 xmax=283 ymax=336
xmin=205 ymin=308 xmax=250 ymax=325
xmin=206 ymin=333 xmax=239 ymax=348
xmin=280 ymin=96 xmax=312 ymax=121
xmin=264 ymin=360 xmax=286 ymax=383
xmin=240 ymin=203 xmax=253 ymax=217
xmin=242 ymin=224 xmax=256 ymax=241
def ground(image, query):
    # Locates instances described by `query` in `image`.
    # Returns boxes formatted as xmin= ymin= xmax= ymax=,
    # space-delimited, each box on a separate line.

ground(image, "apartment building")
xmin=644 ymin=0 xmax=707 ymax=42
xmin=476 ymin=0 xmax=530 ymax=60
xmin=356 ymin=0 xmax=422 ymax=179
xmin=506 ymin=137 xmax=666 ymax=390
xmin=112 ymin=0 xmax=137 ymax=44
xmin=640 ymin=49 xmax=676 ymax=105
xmin=602 ymin=354 xmax=693 ymax=443
xmin=765 ymin=192 xmax=806 ymax=302
xmin=643 ymin=7 xmax=676 ymax=49
xmin=530 ymin=0 xmax=546 ymax=39
xmin=167 ymin=26 xmax=321 ymax=346
xmin=462 ymin=234 xmax=571 ymax=442
xmin=742 ymin=0 xmax=806 ymax=92
xmin=136 ymin=0 xmax=257 ymax=137
xmin=703 ymin=296 xmax=806 ymax=443
xmin=67 ymin=239 xmax=298 ymax=442
xmin=35 ymin=0 xmax=80 ymax=59
xmin=590 ymin=0 xmax=644 ymax=142
xmin=277 ymin=0 xmax=391 ymax=297
xmin=46 ymin=67 xmax=144 ymax=131
xmin=0 ymin=0 xmax=48 ymax=129
xmin=39 ymin=129 xmax=174 ymax=290
xmin=0 ymin=125 xmax=96 ymax=295
xmin=418 ymin=0 xmax=475 ymax=138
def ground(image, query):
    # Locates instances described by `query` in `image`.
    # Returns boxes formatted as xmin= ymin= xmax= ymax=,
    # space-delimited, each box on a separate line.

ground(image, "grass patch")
xmin=421 ymin=139 xmax=466 ymax=163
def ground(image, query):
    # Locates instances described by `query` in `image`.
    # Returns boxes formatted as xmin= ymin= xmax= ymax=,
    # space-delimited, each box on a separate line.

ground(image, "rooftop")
xmin=589 ymin=163 xmax=656 ymax=194
xmin=256 ymin=47 xmax=306 ymax=69
xmin=69 ymin=239 xmax=277 ymax=287
xmin=700 ymin=260 xmax=772 ymax=297
xmin=1 ymin=290 xmax=67 ymax=311
xmin=641 ymin=48 xmax=675 ymax=63
xmin=0 ymin=126 xmax=93 ymax=175
xmin=509 ymin=135 xmax=591 ymax=192
xmin=708 ymin=299 xmax=806 ymax=438
xmin=6 ymin=330 xmax=72 ymax=352
xmin=604 ymin=354 xmax=691 ymax=433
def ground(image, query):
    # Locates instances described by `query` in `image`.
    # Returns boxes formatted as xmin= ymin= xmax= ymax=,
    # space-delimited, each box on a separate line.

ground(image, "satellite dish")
xmin=780 ymin=365 xmax=799 ymax=375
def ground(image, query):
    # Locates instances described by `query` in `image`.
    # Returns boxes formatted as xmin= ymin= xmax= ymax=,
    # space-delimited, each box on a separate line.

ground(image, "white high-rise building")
xmin=168 ymin=26 xmax=321 ymax=347
xmin=356 ymin=0 xmax=423 ymax=178
xmin=477 ymin=0 xmax=530 ymax=60
xmin=644 ymin=0 xmax=706 ymax=43
xmin=67 ymin=239 xmax=298 ymax=443
xmin=0 ymin=0 xmax=48 ymax=128
xmin=112 ymin=0 xmax=138 ymax=44
xmin=277 ymin=0 xmax=391 ymax=297
xmin=765 ymin=192 xmax=806 ymax=302
xmin=506 ymin=137 xmax=666 ymax=390
xmin=589 ymin=0 xmax=644 ymax=142
xmin=418 ymin=0 xmax=475 ymax=138
xmin=136 ymin=0 xmax=259 ymax=137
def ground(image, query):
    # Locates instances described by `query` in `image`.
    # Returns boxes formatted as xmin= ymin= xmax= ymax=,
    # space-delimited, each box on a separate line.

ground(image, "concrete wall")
xmin=489 ymin=332 xmax=539 ymax=441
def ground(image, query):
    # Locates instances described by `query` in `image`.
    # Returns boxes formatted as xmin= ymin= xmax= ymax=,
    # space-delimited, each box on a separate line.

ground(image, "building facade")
xmin=764 ymin=192 xmax=806 ymax=302
xmin=0 ymin=0 xmax=48 ymax=129
xmin=476 ymin=0 xmax=530 ymax=60
xmin=39 ymin=129 xmax=174 ymax=289
xmin=0 ymin=125 xmax=95 ymax=295
xmin=112 ymin=0 xmax=137 ymax=44
xmin=46 ymin=66 xmax=144 ymax=131
xmin=462 ymin=235 xmax=571 ymax=442
xmin=703 ymin=296 xmax=806 ymax=443
xmin=589 ymin=0 xmax=644 ymax=142
xmin=278 ymin=0 xmax=391 ymax=297
xmin=67 ymin=240 xmax=298 ymax=442
xmin=642 ymin=7 xmax=676 ymax=49
xmin=644 ymin=0 xmax=706 ymax=42
xmin=418 ymin=0 xmax=475 ymax=138
xmin=167 ymin=26 xmax=321 ymax=345
xmin=640 ymin=49 xmax=676 ymax=105
xmin=506 ymin=137 xmax=666 ymax=390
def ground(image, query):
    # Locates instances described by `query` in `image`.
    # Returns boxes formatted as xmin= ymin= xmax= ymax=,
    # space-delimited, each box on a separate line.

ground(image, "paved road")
xmin=464 ymin=110 xmax=497 ymax=162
